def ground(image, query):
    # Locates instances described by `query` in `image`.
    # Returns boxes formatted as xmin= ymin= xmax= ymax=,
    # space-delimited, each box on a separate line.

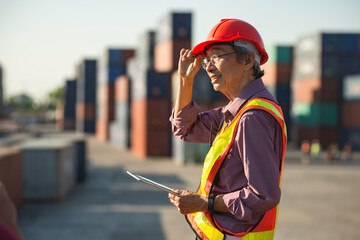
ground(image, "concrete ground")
xmin=18 ymin=136 xmax=360 ymax=240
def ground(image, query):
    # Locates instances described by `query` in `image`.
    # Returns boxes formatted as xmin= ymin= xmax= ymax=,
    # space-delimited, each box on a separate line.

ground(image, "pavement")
xmin=17 ymin=135 xmax=360 ymax=240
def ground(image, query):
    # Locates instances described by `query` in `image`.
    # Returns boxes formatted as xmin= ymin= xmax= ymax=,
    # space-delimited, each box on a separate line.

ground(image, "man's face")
xmin=204 ymin=44 xmax=245 ymax=95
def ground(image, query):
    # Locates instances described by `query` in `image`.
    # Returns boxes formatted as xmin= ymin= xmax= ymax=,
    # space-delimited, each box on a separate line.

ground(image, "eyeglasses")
xmin=202 ymin=52 xmax=236 ymax=69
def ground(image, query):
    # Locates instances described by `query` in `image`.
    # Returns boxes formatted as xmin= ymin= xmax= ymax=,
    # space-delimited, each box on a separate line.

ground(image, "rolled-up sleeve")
xmin=222 ymin=110 xmax=281 ymax=222
xmin=169 ymin=101 xmax=224 ymax=144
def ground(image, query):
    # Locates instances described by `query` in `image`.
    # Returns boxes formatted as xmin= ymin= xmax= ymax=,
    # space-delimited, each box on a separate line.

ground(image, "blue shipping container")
xmin=64 ymin=80 xmax=77 ymax=119
xmin=340 ymin=34 xmax=359 ymax=54
xmin=77 ymin=59 xmax=97 ymax=103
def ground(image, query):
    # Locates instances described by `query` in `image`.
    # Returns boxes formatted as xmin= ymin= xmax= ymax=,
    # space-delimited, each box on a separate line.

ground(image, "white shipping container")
xmin=20 ymin=138 xmax=76 ymax=201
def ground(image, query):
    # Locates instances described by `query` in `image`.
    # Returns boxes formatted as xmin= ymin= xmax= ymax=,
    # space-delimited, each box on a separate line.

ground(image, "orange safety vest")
xmin=186 ymin=98 xmax=287 ymax=240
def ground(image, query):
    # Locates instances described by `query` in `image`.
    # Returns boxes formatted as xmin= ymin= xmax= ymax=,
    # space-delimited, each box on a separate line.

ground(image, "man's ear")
xmin=243 ymin=53 xmax=255 ymax=71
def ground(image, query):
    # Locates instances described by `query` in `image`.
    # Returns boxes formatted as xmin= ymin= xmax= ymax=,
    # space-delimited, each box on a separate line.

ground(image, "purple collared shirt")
xmin=170 ymin=79 xmax=283 ymax=233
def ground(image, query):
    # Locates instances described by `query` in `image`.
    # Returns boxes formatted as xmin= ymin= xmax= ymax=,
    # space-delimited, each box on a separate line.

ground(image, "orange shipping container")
xmin=115 ymin=75 xmax=131 ymax=103
xmin=262 ymin=63 xmax=292 ymax=85
xmin=296 ymin=126 xmax=338 ymax=149
xmin=131 ymin=128 xmax=170 ymax=157
xmin=341 ymin=101 xmax=360 ymax=127
xmin=0 ymin=147 xmax=22 ymax=207
xmin=96 ymin=120 xmax=109 ymax=142
xmin=154 ymin=39 xmax=191 ymax=72
xmin=97 ymin=84 xmax=115 ymax=122
xmin=76 ymin=102 xmax=95 ymax=120
xmin=293 ymin=78 xmax=339 ymax=103
xmin=131 ymin=98 xmax=172 ymax=157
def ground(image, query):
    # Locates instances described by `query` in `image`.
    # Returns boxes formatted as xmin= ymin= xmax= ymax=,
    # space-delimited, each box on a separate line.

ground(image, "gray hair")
xmin=232 ymin=40 xmax=264 ymax=79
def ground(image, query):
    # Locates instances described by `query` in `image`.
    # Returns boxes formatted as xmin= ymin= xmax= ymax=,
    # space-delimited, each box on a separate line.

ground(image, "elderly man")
xmin=168 ymin=19 xmax=287 ymax=240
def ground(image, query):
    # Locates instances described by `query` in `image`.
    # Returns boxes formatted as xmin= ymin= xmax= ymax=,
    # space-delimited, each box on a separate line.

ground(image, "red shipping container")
xmin=97 ymin=84 xmax=115 ymax=122
xmin=0 ymin=147 xmax=22 ymax=207
xmin=131 ymin=128 xmax=170 ymax=157
xmin=132 ymin=99 xmax=171 ymax=130
xmin=293 ymin=78 xmax=321 ymax=103
xmin=76 ymin=102 xmax=95 ymax=120
xmin=293 ymin=78 xmax=339 ymax=103
xmin=131 ymin=98 xmax=172 ymax=157
xmin=154 ymin=39 xmax=191 ymax=72
xmin=96 ymin=120 xmax=109 ymax=142
xmin=341 ymin=101 xmax=360 ymax=127
xmin=262 ymin=63 xmax=292 ymax=85
xmin=122 ymin=49 xmax=135 ymax=65
xmin=55 ymin=103 xmax=64 ymax=130
xmin=115 ymin=75 xmax=131 ymax=103
xmin=296 ymin=126 xmax=338 ymax=149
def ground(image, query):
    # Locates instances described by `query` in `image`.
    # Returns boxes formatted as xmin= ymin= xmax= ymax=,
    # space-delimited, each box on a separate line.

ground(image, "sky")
xmin=0 ymin=0 xmax=359 ymax=101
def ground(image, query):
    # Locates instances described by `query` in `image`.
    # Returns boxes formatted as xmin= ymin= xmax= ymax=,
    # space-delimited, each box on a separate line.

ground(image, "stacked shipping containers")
xmin=341 ymin=75 xmax=360 ymax=150
xmin=110 ymin=75 xmax=132 ymax=149
xmin=60 ymin=79 xmax=77 ymax=130
xmin=154 ymin=13 xmax=192 ymax=72
xmin=262 ymin=46 xmax=293 ymax=139
xmin=110 ymin=31 xmax=156 ymax=150
xmin=76 ymin=59 xmax=97 ymax=133
xmin=96 ymin=49 xmax=134 ymax=141
xmin=129 ymin=13 xmax=192 ymax=158
xmin=292 ymin=33 xmax=360 ymax=148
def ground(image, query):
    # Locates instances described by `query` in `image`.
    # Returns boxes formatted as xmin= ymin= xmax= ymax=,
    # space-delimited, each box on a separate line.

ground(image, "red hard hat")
xmin=193 ymin=19 xmax=268 ymax=65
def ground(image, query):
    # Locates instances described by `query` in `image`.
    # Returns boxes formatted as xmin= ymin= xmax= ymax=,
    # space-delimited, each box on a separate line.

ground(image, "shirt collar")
xmin=222 ymin=78 xmax=267 ymax=123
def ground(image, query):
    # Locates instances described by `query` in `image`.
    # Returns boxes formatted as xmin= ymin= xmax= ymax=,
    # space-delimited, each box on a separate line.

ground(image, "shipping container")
xmin=19 ymin=139 xmax=76 ymax=201
xmin=100 ymin=49 xmax=135 ymax=69
xmin=340 ymin=128 xmax=360 ymax=151
xmin=110 ymin=121 xmax=130 ymax=150
xmin=42 ymin=133 xmax=87 ymax=182
xmin=96 ymin=120 xmax=109 ymax=142
xmin=292 ymin=78 xmax=340 ymax=103
xmin=97 ymin=66 xmax=127 ymax=85
xmin=266 ymin=84 xmax=291 ymax=104
xmin=0 ymin=147 xmax=22 ymax=206
xmin=136 ymin=31 xmax=156 ymax=70
xmin=96 ymin=83 xmax=115 ymax=122
xmin=341 ymin=101 xmax=360 ymax=127
xmin=293 ymin=32 xmax=360 ymax=80
xmin=293 ymin=102 xmax=338 ymax=126
xmin=156 ymin=12 xmax=192 ymax=44
xmin=115 ymin=75 xmax=131 ymax=103
xmin=76 ymin=59 xmax=97 ymax=103
xmin=131 ymin=69 xmax=172 ymax=100
xmin=131 ymin=128 xmax=171 ymax=157
xmin=267 ymin=45 xmax=293 ymax=64
xmin=296 ymin=126 xmax=338 ymax=149
xmin=97 ymin=48 xmax=134 ymax=85
xmin=0 ymin=65 xmax=3 ymax=109
xmin=76 ymin=119 xmax=96 ymax=134
xmin=76 ymin=102 xmax=95 ymax=121
xmin=64 ymin=80 xmax=77 ymax=124
xmin=131 ymin=98 xmax=172 ymax=157
xmin=132 ymin=98 xmax=171 ymax=130
xmin=154 ymin=39 xmax=191 ymax=72
xmin=262 ymin=63 xmax=293 ymax=85
xmin=340 ymin=56 xmax=360 ymax=77
xmin=115 ymin=101 xmax=130 ymax=124
xmin=343 ymin=74 xmax=360 ymax=100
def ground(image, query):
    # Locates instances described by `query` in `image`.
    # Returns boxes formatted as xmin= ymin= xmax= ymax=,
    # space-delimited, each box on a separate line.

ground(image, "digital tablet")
xmin=126 ymin=171 xmax=180 ymax=196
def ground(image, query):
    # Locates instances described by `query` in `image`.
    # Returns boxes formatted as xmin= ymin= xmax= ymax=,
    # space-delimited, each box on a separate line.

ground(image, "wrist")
xmin=207 ymin=194 xmax=215 ymax=212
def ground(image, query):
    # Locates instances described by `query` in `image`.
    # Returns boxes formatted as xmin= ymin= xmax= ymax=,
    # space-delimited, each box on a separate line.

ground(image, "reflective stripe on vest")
xmin=185 ymin=98 xmax=288 ymax=240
